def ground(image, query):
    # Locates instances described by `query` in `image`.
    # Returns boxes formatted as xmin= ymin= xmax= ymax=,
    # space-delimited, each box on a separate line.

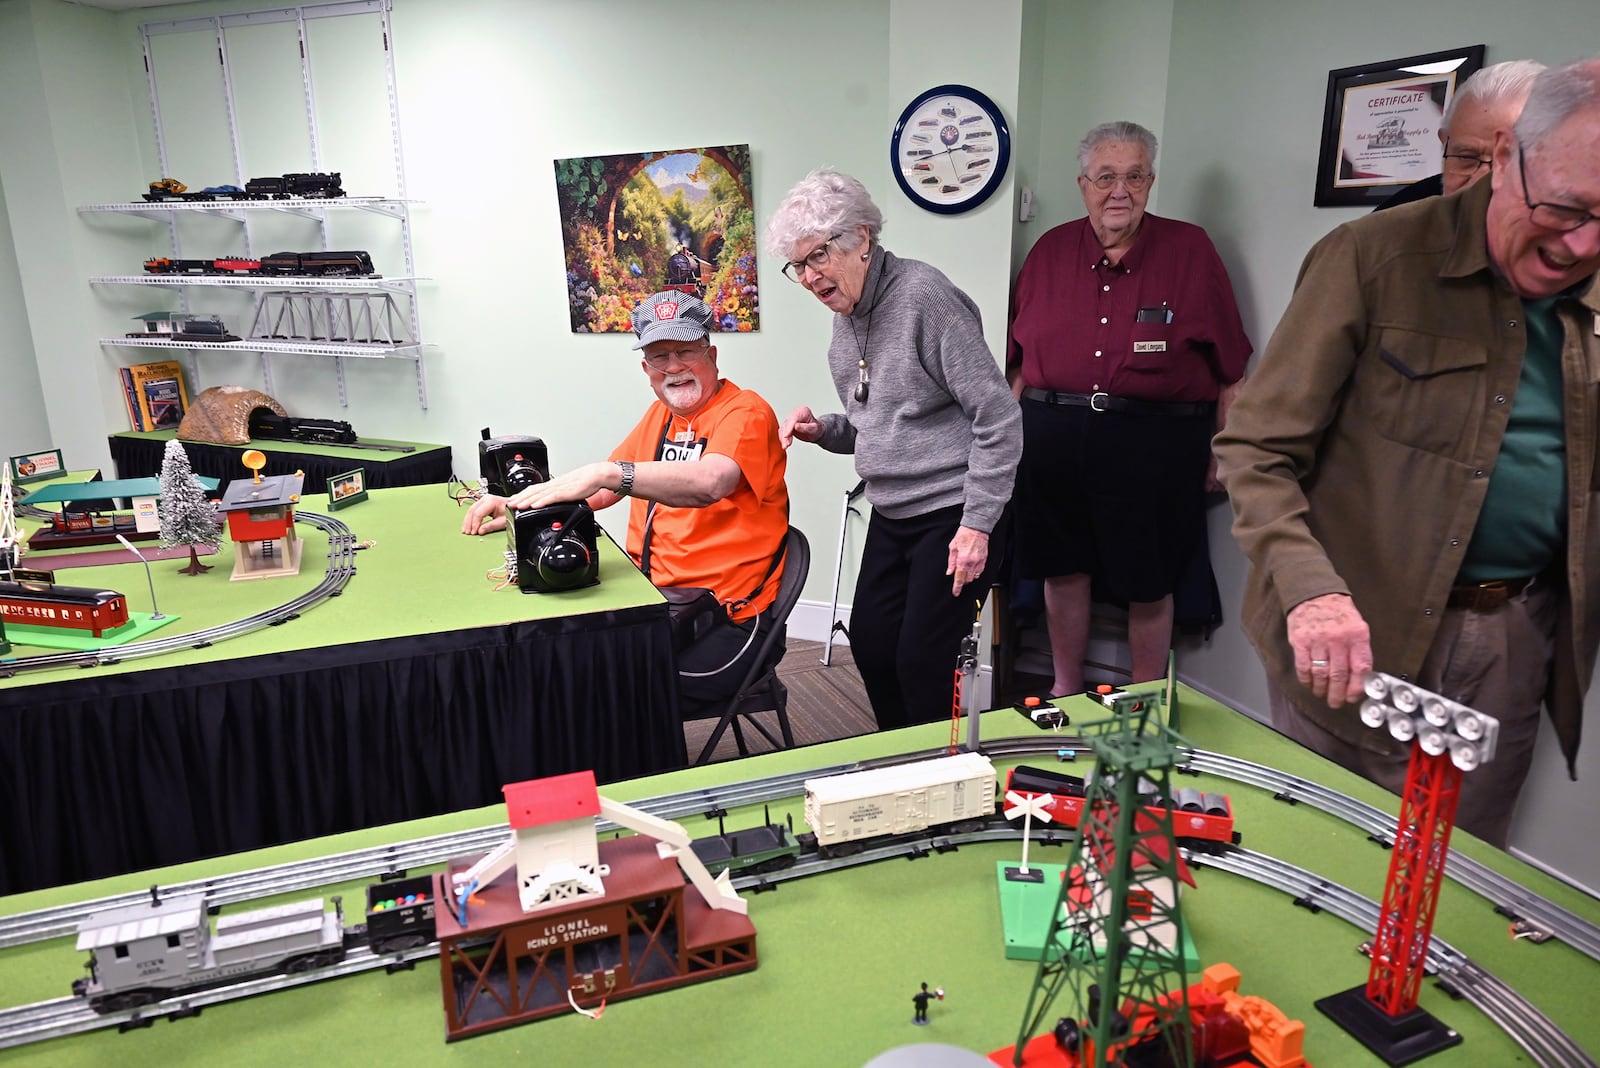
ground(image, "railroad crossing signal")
xmin=1004 ymin=790 xmax=1055 ymax=878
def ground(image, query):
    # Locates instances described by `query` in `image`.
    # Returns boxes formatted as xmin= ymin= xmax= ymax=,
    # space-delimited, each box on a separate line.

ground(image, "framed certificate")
xmin=1315 ymin=45 xmax=1485 ymax=208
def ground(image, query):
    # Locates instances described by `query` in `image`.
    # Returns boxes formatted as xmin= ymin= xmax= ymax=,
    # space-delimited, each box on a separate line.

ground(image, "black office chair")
xmin=682 ymin=526 xmax=810 ymax=766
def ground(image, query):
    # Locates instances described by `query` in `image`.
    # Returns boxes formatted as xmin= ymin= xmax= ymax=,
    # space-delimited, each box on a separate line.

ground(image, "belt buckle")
xmin=1089 ymin=391 xmax=1110 ymax=413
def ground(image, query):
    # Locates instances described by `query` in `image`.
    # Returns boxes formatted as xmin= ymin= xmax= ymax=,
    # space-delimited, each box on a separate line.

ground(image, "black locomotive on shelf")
xmin=142 ymin=250 xmax=377 ymax=278
xmin=142 ymin=172 xmax=346 ymax=202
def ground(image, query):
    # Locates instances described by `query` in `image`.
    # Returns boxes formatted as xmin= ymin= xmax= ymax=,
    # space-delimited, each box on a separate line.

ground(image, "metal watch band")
xmin=616 ymin=460 xmax=635 ymax=496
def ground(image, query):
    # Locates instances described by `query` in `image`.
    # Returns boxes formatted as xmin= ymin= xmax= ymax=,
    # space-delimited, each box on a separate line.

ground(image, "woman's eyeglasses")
xmin=781 ymin=233 xmax=845 ymax=283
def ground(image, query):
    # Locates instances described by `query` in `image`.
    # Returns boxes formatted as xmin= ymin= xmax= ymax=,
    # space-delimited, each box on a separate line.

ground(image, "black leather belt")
xmin=1021 ymin=387 xmax=1213 ymax=417
xmin=1447 ymin=576 xmax=1535 ymax=612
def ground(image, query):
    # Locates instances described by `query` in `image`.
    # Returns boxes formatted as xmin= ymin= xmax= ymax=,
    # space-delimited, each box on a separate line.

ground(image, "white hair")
xmin=1075 ymin=121 xmax=1158 ymax=174
xmin=1443 ymin=60 xmax=1546 ymax=133
xmin=764 ymin=168 xmax=884 ymax=260
xmin=1515 ymin=58 xmax=1600 ymax=154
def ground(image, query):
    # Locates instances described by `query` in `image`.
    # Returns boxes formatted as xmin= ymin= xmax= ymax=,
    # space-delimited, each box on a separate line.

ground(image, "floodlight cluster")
xmin=1358 ymin=672 xmax=1499 ymax=771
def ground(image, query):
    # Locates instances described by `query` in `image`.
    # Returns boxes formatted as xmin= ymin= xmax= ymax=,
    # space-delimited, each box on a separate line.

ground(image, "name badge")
xmin=1133 ymin=341 xmax=1167 ymax=353
xmin=673 ymin=430 xmax=696 ymax=442
xmin=661 ymin=441 xmax=704 ymax=463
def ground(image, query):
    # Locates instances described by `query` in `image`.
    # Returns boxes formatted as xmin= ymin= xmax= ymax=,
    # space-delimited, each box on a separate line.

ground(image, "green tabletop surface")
xmin=111 ymin=427 xmax=449 ymax=463
xmin=0 ymin=481 xmax=662 ymax=688
xmin=2 ymin=690 xmax=1594 ymax=1067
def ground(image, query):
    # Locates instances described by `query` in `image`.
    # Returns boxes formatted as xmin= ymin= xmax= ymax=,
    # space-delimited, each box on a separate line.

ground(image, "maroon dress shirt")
xmin=1008 ymin=214 xmax=1252 ymax=403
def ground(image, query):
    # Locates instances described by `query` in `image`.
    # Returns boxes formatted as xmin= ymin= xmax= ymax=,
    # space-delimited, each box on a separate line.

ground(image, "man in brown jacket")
xmin=1215 ymin=59 xmax=1600 ymax=847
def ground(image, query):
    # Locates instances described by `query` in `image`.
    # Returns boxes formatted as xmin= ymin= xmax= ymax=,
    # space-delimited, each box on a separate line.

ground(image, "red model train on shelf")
xmin=1004 ymin=764 xmax=1240 ymax=846
xmin=0 ymin=580 xmax=130 ymax=638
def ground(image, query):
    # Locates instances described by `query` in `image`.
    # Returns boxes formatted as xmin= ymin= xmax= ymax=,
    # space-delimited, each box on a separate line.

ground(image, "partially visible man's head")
xmin=1486 ymin=59 xmax=1600 ymax=299
xmin=631 ymin=291 xmax=720 ymax=417
xmin=1076 ymin=121 xmax=1158 ymax=251
xmin=1440 ymin=60 xmax=1546 ymax=195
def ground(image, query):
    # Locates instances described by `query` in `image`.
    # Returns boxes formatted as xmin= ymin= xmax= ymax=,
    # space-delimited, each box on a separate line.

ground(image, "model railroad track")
xmin=0 ymin=938 xmax=437 ymax=1051
xmin=1192 ymin=845 xmax=1599 ymax=1068
xmin=3 ymin=826 xmax=1592 ymax=1066
xmin=6 ymin=738 xmax=1598 ymax=968
xmin=1176 ymin=749 xmax=1600 ymax=962
xmin=0 ymin=510 xmax=358 ymax=677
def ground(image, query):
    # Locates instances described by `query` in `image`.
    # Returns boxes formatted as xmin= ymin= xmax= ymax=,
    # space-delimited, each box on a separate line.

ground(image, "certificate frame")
xmin=1315 ymin=45 xmax=1485 ymax=208
xmin=327 ymin=468 xmax=368 ymax=511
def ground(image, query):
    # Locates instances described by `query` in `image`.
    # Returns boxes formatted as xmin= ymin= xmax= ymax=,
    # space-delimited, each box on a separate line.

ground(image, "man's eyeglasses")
xmin=1441 ymin=142 xmax=1491 ymax=177
xmin=781 ymin=233 xmax=844 ymax=283
xmin=643 ymin=341 xmax=711 ymax=369
xmin=1085 ymin=171 xmax=1152 ymax=192
xmin=1517 ymin=140 xmax=1600 ymax=232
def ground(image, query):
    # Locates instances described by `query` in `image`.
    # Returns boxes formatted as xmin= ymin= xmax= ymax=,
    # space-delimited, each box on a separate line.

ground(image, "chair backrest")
xmin=746 ymin=524 xmax=809 ymax=677
xmin=703 ymin=524 xmax=808 ymax=706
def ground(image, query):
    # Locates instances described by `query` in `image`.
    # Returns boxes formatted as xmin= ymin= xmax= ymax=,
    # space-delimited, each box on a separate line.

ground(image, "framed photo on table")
xmin=327 ymin=468 xmax=368 ymax=511
xmin=1314 ymin=45 xmax=1485 ymax=207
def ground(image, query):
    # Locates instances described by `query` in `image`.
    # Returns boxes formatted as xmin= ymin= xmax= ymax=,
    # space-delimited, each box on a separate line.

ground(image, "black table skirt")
xmin=0 ymin=603 xmax=683 ymax=895
xmin=109 ymin=434 xmax=453 ymax=496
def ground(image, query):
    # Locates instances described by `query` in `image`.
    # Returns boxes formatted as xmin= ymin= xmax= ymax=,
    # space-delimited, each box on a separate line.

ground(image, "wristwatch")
xmin=615 ymin=460 xmax=635 ymax=497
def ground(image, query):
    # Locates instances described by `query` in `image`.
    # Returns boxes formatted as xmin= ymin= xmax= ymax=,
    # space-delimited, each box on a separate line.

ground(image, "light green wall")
xmin=1010 ymin=0 xmax=1173 ymax=274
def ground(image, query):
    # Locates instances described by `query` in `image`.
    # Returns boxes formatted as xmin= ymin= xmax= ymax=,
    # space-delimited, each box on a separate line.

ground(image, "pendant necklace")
xmin=848 ymin=247 xmax=884 ymax=403
xmin=850 ymin=315 xmax=873 ymax=403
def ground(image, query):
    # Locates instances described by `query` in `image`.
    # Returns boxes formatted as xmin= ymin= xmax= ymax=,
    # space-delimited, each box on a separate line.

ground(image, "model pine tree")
xmin=158 ymin=439 xmax=219 ymax=574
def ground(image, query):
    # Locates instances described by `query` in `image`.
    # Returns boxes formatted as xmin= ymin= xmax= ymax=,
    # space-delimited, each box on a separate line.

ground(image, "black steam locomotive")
xmin=142 ymin=172 xmax=346 ymax=202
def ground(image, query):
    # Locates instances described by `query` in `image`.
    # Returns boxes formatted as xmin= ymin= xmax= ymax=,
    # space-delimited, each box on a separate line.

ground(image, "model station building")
xmin=434 ymin=770 xmax=757 ymax=1040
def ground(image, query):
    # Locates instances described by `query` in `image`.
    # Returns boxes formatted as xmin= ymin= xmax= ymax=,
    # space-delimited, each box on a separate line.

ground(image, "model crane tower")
xmin=1316 ymin=671 xmax=1500 ymax=1064
xmin=1007 ymin=687 xmax=1196 ymax=1067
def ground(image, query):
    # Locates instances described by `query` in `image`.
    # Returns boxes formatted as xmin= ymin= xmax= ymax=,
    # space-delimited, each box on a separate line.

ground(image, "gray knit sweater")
xmin=814 ymin=247 xmax=1021 ymax=533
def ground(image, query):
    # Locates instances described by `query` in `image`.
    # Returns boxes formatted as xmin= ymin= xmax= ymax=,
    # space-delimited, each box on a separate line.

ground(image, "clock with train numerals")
xmin=890 ymin=84 xmax=1011 ymax=215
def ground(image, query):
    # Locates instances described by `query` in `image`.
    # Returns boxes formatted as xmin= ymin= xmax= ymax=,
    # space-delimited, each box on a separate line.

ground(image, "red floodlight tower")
xmin=1316 ymin=671 xmax=1500 ymax=1065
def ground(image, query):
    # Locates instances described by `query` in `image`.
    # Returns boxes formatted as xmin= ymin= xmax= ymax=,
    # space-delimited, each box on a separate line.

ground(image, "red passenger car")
xmin=0 ymin=581 xmax=130 ymax=637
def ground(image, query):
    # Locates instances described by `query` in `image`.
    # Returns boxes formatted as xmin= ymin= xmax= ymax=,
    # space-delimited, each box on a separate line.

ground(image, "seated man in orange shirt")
xmin=463 ymin=291 xmax=789 ymax=702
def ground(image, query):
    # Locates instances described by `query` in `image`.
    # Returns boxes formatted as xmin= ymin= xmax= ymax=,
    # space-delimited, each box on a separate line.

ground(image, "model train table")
xmin=0 ymin=481 xmax=681 ymax=895
xmin=0 ymin=697 xmax=1594 ymax=1067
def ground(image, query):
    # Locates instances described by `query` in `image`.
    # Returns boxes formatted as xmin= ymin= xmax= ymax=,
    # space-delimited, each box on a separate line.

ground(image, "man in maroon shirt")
xmin=1007 ymin=120 xmax=1252 ymax=697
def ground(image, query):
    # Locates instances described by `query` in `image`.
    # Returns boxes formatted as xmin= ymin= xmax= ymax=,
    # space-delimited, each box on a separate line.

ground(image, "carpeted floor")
xmin=682 ymin=638 xmax=878 ymax=765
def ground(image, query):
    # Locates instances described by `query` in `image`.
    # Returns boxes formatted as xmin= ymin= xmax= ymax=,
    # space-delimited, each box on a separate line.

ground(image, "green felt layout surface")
xmin=1 ymin=697 xmax=1595 ymax=1067
xmin=112 ymin=428 xmax=447 ymax=462
xmin=0 ymin=481 xmax=662 ymax=688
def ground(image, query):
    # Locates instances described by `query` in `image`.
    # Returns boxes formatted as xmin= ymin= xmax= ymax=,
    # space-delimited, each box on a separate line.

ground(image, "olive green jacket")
xmin=1214 ymin=179 xmax=1600 ymax=772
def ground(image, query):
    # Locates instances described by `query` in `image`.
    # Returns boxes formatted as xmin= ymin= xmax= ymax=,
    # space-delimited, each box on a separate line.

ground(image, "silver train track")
xmin=4 ymin=739 xmax=1597 ymax=967
xmin=0 ymin=510 xmax=358 ymax=677
xmin=4 ymin=826 xmax=1593 ymax=1065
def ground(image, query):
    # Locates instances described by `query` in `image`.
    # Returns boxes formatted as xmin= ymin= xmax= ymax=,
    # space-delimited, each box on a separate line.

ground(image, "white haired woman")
xmin=766 ymin=167 xmax=1021 ymax=731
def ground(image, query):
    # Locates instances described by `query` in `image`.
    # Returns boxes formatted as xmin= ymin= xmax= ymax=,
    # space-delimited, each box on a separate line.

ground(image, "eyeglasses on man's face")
xmin=1084 ymin=170 xmax=1152 ymax=192
xmin=1516 ymin=141 xmax=1600 ymax=232
xmin=781 ymin=233 xmax=844 ymax=283
xmin=1441 ymin=142 xmax=1492 ymax=177
xmin=643 ymin=341 xmax=711 ymax=370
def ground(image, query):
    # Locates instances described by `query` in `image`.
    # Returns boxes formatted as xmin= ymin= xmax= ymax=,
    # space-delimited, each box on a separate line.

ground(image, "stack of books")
xmin=118 ymin=360 xmax=190 ymax=431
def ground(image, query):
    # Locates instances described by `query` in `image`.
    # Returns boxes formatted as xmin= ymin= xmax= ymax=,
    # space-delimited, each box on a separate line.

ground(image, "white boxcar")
xmin=804 ymin=752 xmax=996 ymax=850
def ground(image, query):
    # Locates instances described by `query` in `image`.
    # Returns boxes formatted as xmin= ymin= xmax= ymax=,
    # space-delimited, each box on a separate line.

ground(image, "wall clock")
xmin=890 ymin=84 xmax=1011 ymax=215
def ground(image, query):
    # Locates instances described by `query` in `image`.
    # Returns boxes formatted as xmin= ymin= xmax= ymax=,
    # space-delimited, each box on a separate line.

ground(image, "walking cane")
xmin=821 ymin=480 xmax=866 ymax=666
